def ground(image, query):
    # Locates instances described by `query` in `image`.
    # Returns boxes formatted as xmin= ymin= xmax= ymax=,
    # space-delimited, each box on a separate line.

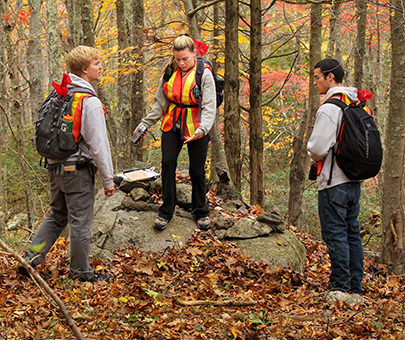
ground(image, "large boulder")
xmin=90 ymin=185 xmax=307 ymax=272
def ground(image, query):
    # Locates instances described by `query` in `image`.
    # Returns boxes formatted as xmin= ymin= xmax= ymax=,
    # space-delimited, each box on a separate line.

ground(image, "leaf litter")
xmin=0 ymin=226 xmax=404 ymax=339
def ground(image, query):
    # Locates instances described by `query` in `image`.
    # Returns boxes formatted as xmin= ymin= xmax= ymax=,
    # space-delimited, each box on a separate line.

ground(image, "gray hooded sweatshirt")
xmin=49 ymin=73 xmax=114 ymax=189
xmin=307 ymin=86 xmax=359 ymax=191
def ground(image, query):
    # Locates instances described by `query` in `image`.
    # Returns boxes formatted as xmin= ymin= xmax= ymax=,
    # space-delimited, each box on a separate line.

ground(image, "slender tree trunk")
xmin=354 ymin=0 xmax=367 ymax=89
xmin=64 ymin=0 xmax=83 ymax=49
xmin=224 ymin=0 xmax=241 ymax=191
xmin=27 ymin=0 xmax=44 ymax=121
xmin=0 ymin=4 xmax=6 ymax=235
xmin=131 ymin=0 xmax=145 ymax=162
xmin=1 ymin=0 xmax=35 ymax=229
xmin=183 ymin=0 xmax=200 ymax=38
xmin=81 ymin=0 xmax=94 ymax=46
xmin=326 ymin=0 xmax=342 ymax=59
xmin=288 ymin=2 xmax=322 ymax=226
xmin=249 ymin=0 xmax=264 ymax=206
xmin=381 ymin=0 xmax=405 ymax=274
xmin=46 ymin=0 xmax=62 ymax=86
xmin=116 ymin=0 xmax=133 ymax=169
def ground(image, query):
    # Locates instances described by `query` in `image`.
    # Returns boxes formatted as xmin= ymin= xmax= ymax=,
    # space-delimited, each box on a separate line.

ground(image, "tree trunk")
xmin=0 ymin=3 xmax=6 ymax=235
xmin=287 ymin=2 xmax=321 ymax=226
xmin=182 ymin=0 xmax=200 ymax=38
xmin=354 ymin=0 xmax=367 ymax=89
xmin=249 ymin=0 xmax=264 ymax=206
xmin=1 ymin=0 xmax=35 ymax=229
xmin=46 ymin=0 xmax=62 ymax=86
xmin=81 ymin=0 xmax=94 ymax=46
xmin=326 ymin=0 xmax=342 ymax=59
xmin=224 ymin=0 xmax=241 ymax=191
xmin=381 ymin=0 xmax=405 ymax=274
xmin=116 ymin=0 xmax=134 ymax=169
xmin=64 ymin=0 xmax=83 ymax=49
xmin=131 ymin=0 xmax=146 ymax=162
xmin=27 ymin=0 xmax=44 ymax=121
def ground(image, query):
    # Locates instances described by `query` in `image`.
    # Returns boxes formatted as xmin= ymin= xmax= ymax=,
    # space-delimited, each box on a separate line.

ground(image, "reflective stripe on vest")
xmin=161 ymin=64 xmax=200 ymax=139
xmin=71 ymin=92 xmax=93 ymax=142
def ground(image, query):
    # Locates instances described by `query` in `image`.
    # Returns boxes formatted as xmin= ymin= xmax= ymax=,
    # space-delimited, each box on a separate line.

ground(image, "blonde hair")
xmin=162 ymin=35 xmax=196 ymax=75
xmin=67 ymin=45 xmax=101 ymax=76
xmin=173 ymin=35 xmax=195 ymax=52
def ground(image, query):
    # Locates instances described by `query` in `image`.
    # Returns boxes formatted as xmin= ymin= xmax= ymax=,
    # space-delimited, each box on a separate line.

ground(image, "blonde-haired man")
xmin=20 ymin=46 xmax=114 ymax=283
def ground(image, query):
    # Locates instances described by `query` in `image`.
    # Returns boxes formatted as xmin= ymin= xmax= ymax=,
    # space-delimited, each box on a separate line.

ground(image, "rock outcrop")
xmin=90 ymin=175 xmax=307 ymax=272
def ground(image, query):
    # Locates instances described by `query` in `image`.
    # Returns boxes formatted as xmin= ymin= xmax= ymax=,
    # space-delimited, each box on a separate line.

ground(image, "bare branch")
xmin=187 ymin=0 xmax=223 ymax=18
xmin=263 ymin=51 xmax=300 ymax=107
xmin=0 ymin=239 xmax=86 ymax=340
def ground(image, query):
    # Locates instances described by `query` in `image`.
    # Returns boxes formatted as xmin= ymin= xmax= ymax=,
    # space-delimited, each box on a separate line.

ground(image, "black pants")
xmin=159 ymin=130 xmax=209 ymax=221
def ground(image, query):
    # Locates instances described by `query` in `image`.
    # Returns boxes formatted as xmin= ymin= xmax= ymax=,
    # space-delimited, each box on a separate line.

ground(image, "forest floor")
xmin=0 ymin=220 xmax=404 ymax=340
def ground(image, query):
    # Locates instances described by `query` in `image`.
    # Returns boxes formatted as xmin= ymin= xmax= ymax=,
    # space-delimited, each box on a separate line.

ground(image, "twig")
xmin=0 ymin=238 xmax=86 ymax=340
xmin=177 ymin=298 xmax=261 ymax=307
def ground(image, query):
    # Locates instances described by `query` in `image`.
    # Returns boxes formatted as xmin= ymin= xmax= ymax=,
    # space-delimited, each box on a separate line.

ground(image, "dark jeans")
xmin=159 ymin=130 xmax=209 ymax=221
xmin=318 ymin=182 xmax=364 ymax=294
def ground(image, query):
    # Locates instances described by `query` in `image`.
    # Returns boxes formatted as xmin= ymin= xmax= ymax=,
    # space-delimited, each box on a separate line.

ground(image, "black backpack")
xmin=325 ymin=98 xmax=383 ymax=182
xmin=35 ymin=87 xmax=92 ymax=160
xmin=163 ymin=57 xmax=224 ymax=108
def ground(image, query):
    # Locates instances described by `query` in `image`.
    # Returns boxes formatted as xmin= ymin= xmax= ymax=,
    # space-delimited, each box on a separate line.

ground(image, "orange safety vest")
xmin=161 ymin=63 xmax=201 ymax=139
xmin=316 ymin=92 xmax=372 ymax=176
xmin=69 ymin=92 xmax=107 ymax=142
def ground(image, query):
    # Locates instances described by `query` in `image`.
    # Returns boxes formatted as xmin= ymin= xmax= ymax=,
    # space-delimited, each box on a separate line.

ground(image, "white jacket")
xmin=307 ymin=86 xmax=359 ymax=191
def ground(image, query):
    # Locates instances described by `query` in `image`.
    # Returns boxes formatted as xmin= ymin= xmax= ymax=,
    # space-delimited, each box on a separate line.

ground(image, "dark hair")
xmin=314 ymin=58 xmax=344 ymax=83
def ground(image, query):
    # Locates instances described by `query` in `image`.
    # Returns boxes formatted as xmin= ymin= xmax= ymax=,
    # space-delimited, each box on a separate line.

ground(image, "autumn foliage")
xmin=1 ymin=225 xmax=403 ymax=339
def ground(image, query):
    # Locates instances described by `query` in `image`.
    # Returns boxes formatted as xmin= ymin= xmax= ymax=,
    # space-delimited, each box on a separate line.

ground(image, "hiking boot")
xmin=197 ymin=216 xmax=210 ymax=231
xmin=17 ymin=253 xmax=37 ymax=277
xmin=154 ymin=216 xmax=169 ymax=231
xmin=18 ymin=264 xmax=30 ymax=277
xmin=79 ymin=272 xmax=110 ymax=283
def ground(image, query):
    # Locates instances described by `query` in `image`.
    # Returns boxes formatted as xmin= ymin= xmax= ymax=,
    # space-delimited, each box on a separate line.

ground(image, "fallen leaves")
xmin=0 ymin=228 xmax=404 ymax=339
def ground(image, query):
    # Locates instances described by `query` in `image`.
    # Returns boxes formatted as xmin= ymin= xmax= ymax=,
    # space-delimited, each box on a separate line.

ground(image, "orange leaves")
xmin=1 ymin=227 xmax=404 ymax=338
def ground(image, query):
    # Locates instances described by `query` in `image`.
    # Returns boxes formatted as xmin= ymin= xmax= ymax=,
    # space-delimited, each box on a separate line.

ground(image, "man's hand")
xmin=185 ymin=130 xmax=203 ymax=143
xmin=104 ymin=186 xmax=115 ymax=197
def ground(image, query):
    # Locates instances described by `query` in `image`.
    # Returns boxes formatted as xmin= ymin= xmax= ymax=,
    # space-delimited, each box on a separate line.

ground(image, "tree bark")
xmin=354 ymin=0 xmax=367 ymax=89
xmin=287 ymin=2 xmax=321 ymax=226
xmin=0 ymin=2 xmax=6 ymax=235
xmin=81 ymin=0 xmax=95 ymax=46
xmin=116 ymin=0 xmax=134 ymax=169
xmin=27 ymin=0 xmax=44 ymax=121
xmin=46 ymin=0 xmax=62 ymax=87
xmin=224 ymin=0 xmax=241 ymax=191
xmin=1 ymin=0 xmax=35 ymax=229
xmin=64 ymin=0 xmax=83 ymax=49
xmin=381 ymin=0 xmax=405 ymax=273
xmin=249 ymin=0 xmax=264 ymax=206
xmin=326 ymin=0 xmax=342 ymax=59
xmin=131 ymin=0 xmax=146 ymax=162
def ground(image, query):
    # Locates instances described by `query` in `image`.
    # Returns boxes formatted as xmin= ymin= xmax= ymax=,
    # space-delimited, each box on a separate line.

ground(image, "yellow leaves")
xmin=238 ymin=32 xmax=250 ymax=46
xmin=231 ymin=328 xmax=239 ymax=339
xmin=101 ymin=75 xmax=115 ymax=84
xmin=152 ymin=140 xmax=161 ymax=148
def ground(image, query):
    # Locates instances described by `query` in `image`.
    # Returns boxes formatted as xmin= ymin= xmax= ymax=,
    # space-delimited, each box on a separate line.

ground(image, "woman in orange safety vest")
xmin=132 ymin=35 xmax=217 ymax=231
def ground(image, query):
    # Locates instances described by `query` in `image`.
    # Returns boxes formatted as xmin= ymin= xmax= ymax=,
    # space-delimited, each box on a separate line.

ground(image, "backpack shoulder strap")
xmin=324 ymin=97 xmax=348 ymax=110
xmin=196 ymin=57 xmax=210 ymax=90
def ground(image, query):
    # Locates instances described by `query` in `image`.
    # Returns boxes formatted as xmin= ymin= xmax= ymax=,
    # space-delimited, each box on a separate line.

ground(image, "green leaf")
xmin=28 ymin=242 xmax=46 ymax=253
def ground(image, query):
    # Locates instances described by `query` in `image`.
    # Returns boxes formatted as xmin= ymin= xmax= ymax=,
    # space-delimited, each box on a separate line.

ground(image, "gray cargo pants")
xmin=26 ymin=164 xmax=95 ymax=281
